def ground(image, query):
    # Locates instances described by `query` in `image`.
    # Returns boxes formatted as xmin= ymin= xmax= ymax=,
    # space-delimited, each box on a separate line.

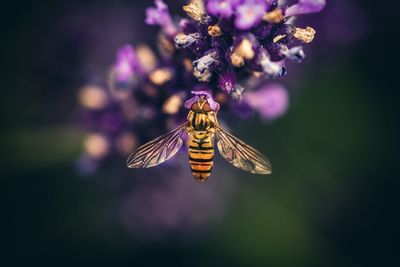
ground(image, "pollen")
xmin=208 ymin=24 xmax=223 ymax=37
xmin=235 ymin=38 xmax=255 ymax=60
xmin=293 ymin=26 xmax=316 ymax=43
xmin=273 ymin=34 xmax=286 ymax=43
xmin=263 ymin=8 xmax=284 ymax=23
xmin=183 ymin=0 xmax=205 ymax=22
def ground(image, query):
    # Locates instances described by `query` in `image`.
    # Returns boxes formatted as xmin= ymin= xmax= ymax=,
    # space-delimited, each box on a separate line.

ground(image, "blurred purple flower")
xmin=75 ymin=0 xmax=325 ymax=180
xmin=114 ymin=45 xmax=140 ymax=82
xmin=207 ymin=0 xmax=239 ymax=18
xmin=244 ymin=84 xmax=289 ymax=120
xmin=218 ymin=71 xmax=235 ymax=93
xmin=145 ymin=0 xmax=176 ymax=36
xmin=286 ymin=0 xmax=326 ymax=17
xmin=235 ymin=1 xmax=266 ymax=30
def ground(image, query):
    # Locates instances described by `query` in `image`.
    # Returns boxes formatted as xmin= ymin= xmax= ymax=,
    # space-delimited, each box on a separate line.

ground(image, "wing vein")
xmin=216 ymin=126 xmax=272 ymax=174
xmin=127 ymin=123 xmax=186 ymax=168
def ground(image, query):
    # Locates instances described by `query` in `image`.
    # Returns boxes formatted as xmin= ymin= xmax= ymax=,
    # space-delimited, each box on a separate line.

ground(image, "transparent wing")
xmin=216 ymin=126 xmax=272 ymax=174
xmin=127 ymin=123 xmax=186 ymax=168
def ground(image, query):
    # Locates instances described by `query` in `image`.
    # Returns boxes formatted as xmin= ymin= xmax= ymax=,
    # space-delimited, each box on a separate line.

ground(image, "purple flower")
xmin=207 ymin=0 xmax=239 ymax=18
xmin=145 ymin=0 xmax=168 ymax=24
xmin=244 ymin=84 xmax=289 ymax=120
xmin=73 ymin=0 xmax=325 ymax=238
xmin=218 ymin=72 xmax=236 ymax=93
xmin=286 ymin=0 xmax=326 ymax=17
xmin=77 ymin=0 xmax=324 ymax=170
xmin=114 ymin=45 xmax=139 ymax=82
xmin=235 ymin=1 xmax=266 ymax=30
xmin=145 ymin=0 xmax=176 ymax=35
xmin=184 ymin=90 xmax=220 ymax=112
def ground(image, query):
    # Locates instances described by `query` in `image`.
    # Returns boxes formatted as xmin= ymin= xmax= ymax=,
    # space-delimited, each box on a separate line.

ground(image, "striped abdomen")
xmin=188 ymin=132 xmax=214 ymax=182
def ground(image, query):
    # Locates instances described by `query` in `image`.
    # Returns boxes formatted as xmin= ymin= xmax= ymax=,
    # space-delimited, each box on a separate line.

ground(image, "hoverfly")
xmin=127 ymin=92 xmax=272 ymax=182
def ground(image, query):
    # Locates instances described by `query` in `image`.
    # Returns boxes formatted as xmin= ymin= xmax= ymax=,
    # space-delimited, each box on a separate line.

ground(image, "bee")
xmin=127 ymin=93 xmax=272 ymax=182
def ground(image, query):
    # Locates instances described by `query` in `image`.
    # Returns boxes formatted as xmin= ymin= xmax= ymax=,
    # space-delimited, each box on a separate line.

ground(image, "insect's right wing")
xmin=216 ymin=126 xmax=272 ymax=174
xmin=127 ymin=123 xmax=187 ymax=168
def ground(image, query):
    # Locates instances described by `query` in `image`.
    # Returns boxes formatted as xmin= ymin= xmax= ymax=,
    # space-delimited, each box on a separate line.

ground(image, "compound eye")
xmin=191 ymin=102 xmax=199 ymax=111
xmin=202 ymin=102 xmax=212 ymax=112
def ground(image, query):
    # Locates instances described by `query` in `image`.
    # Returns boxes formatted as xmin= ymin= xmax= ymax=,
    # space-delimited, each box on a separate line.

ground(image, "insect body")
xmin=127 ymin=94 xmax=272 ymax=182
xmin=187 ymin=100 xmax=217 ymax=181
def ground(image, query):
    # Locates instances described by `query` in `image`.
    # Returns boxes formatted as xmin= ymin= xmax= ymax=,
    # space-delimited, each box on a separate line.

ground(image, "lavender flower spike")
xmin=286 ymin=0 xmax=326 ymax=17
xmin=77 ymin=1 xmax=325 ymax=172
xmin=235 ymin=0 xmax=266 ymax=30
xmin=244 ymin=84 xmax=289 ymax=120
xmin=184 ymin=90 xmax=220 ymax=111
xmin=145 ymin=0 xmax=176 ymax=35
xmin=207 ymin=0 xmax=239 ymax=18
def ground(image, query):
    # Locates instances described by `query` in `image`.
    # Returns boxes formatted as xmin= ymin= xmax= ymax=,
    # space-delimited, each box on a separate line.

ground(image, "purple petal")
xmin=285 ymin=0 xmax=326 ymax=17
xmin=145 ymin=0 xmax=168 ymax=25
xmin=235 ymin=1 xmax=266 ymax=30
xmin=114 ymin=45 xmax=140 ymax=82
xmin=184 ymin=90 xmax=220 ymax=111
xmin=244 ymin=84 xmax=289 ymax=120
xmin=207 ymin=0 xmax=239 ymax=18
xmin=218 ymin=72 xmax=236 ymax=93
xmin=145 ymin=0 xmax=176 ymax=35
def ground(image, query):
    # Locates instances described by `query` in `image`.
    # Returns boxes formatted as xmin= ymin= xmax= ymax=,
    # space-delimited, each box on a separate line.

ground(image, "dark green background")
xmin=1 ymin=1 xmax=398 ymax=266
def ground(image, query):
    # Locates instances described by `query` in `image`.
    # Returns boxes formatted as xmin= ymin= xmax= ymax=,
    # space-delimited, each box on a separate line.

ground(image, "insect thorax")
xmin=187 ymin=110 xmax=216 ymax=132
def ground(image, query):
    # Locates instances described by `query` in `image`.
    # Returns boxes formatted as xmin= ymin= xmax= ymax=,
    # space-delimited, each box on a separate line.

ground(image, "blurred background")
xmin=1 ymin=0 xmax=398 ymax=266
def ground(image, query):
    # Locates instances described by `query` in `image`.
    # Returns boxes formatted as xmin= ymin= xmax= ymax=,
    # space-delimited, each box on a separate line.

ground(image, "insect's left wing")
xmin=216 ymin=126 xmax=272 ymax=174
xmin=127 ymin=123 xmax=186 ymax=168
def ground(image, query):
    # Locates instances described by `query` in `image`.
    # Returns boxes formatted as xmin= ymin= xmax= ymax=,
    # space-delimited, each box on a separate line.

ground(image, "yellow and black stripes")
xmin=188 ymin=132 xmax=214 ymax=182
